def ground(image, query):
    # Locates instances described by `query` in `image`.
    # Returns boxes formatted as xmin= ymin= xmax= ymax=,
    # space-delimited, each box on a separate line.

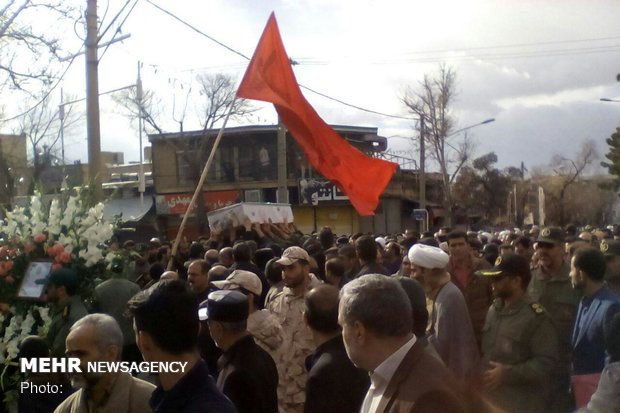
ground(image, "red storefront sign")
xmin=156 ymin=191 xmax=241 ymax=215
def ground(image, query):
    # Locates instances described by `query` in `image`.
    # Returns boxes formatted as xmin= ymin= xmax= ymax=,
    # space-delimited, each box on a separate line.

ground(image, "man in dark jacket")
xmin=355 ymin=235 xmax=389 ymax=277
xmin=303 ymin=284 xmax=369 ymax=413
xmin=128 ymin=280 xmax=236 ymax=413
xmin=339 ymin=274 xmax=465 ymax=413
xmin=203 ymin=290 xmax=278 ymax=413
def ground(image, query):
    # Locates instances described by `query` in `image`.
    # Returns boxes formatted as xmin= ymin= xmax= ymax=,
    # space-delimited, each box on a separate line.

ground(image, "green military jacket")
xmin=527 ymin=261 xmax=581 ymax=369
xmin=46 ymin=295 xmax=88 ymax=357
xmin=481 ymin=296 xmax=558 ymax=413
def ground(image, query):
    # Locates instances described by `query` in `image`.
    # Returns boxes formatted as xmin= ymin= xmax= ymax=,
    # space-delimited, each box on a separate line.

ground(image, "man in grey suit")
xmin=338 ymin=274 xmax=465 ymax=413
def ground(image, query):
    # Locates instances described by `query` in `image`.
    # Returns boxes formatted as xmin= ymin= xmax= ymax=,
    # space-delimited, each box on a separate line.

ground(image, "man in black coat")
xmin=202 ymin=289 xmax=278 ymax=413
xmin=128 ymin=280 xmax=236 ymax=413
xmin=303 ymin=284 xmax=369 ymax=413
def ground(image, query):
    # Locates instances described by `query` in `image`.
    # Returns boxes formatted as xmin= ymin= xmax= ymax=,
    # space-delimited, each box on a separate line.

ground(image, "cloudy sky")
xmin=11 ymin=0 xmax=620 ymax=174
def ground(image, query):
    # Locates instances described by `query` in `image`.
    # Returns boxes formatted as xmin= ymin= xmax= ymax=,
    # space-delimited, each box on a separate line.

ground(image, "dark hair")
xmin=233 ymin=242 xmax=252 ymax=262
xmin=606 ymin=312 xmax=620 ymax=361
xmin=338 ymin=244 xmax=357 ymax=259
xmin=19 ymin=336 xmax=50 ymax=359
xmin=305 ymin=284 xmax=340 ymax=334
xmin=318 ymin=227 xmax=335 ymax=251
xmin=447 ymin=230 xmax=468 ymax=244
xmin=513 ymin=236 xmax=532 ymax=249
xmin=573 ymin=247 xmax=606 ymax=282
xmin=418 ymin=237 xmax=438 ymax=247
xmin=254 ymin=248 xmax=275 ymax=273
xmin=265 ymin=257 xmax=283 ymax=285
xmin=395 ymin=277 xmax=428 ymax=339
xmin=156 ymin=246 xmax=170 ymax=262
xmin=324 ymin=247 xmax=339 ymax=261
xmin=129 ymin=280 xmax=199 ymax=355
xmin=355 ymin=235 xmax=377 ymax=263
xmin=189 ymin=243 xmax=205 ymax=260
xmin=267 ymin=243 xmax=283 ymax=258
xmin=149 ymin=263 xmax=165 ymax=281
xmin=325 ymin=257 xmax=345 ymax=279
xmin=311 ymin=251 xmax=326 ymax=281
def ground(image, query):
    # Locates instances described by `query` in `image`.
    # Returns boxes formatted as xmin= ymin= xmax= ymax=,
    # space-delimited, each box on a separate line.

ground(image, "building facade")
xmin=148 ymin=125 xmax=436 ymax=238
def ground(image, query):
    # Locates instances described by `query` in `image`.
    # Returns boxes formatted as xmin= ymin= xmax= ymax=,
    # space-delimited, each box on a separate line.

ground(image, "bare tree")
xmin=402 ymin=64 xmax=470 ymax=226
xmin=112 ymin=72 xmax=255 ymax=234
xmin=112 ymin=87 xmax=164 ymax=135
xmin=14 ymin=93 xmax=82 ymax=192
xmin=196 ymin=73 xmax=255 ymax=130
xmin=0 ymin=0 xmax=75 ymax=98
xmin=548 ymin=139 xmax=599 ymax=225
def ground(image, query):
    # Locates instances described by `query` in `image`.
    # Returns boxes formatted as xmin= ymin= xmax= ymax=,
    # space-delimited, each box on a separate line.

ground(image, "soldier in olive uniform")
xmin=527 ymin=226 xmax=581 ymax=412
xmin=44 ymin=269 xmax=88 ymax=357
xmin=479 ymin=253 xmax=558 ymax=413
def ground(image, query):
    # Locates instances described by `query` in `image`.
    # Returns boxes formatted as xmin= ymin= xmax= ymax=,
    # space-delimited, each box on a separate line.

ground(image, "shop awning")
xmin=103 ymin=197 xmax=153 ymax=223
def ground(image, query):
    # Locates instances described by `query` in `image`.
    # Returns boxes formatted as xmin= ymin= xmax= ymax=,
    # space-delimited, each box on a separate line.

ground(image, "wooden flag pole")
xmin=166 ymin=100 xmax=237 ymax=271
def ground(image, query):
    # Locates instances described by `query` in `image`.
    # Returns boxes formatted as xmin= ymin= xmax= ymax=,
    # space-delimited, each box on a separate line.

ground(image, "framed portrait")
xmin=17 ymin=261 xmax=53 ymax=300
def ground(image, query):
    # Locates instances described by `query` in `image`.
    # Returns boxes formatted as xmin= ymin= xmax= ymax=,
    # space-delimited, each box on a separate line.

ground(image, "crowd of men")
xmin=16 ymin=222 xmax=620 ymax=413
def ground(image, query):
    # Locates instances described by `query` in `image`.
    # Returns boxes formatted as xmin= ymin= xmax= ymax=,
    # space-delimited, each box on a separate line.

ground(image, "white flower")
xmin=47 ymin=199 xmax=62 ymax=236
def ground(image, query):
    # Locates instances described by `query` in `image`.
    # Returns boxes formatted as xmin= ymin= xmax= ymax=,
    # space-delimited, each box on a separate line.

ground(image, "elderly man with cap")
xmin=527 ymin=226 xmax=581 ymax=412
xmin=409 ymin=244 xmax=478 ymax=381
xmin=268 ymin=246 xmax=318 ymax=413
xmin=212 ymin=270 xmax=283 ymax=358
xmin=601 ymin=239 xmax=620 ymax=295
xmin=44 ymin=268 xmax=88 ymax=357
xmin=200 ymin=290 xmax=279 ymax=413
xmin=479 ymin=253 xmax=558 ymax=413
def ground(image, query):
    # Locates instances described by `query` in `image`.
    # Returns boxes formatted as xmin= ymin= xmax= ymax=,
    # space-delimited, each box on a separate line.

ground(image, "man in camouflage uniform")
xmin=527 ymin=226 xmax=581 ymax=412
xmin=268 ymin=247 xmax=316 ymax=413
xmin=44 ymin=269 xmax=88 ymax=357
xmin=479 ymin=253 xmax=558 ymax=413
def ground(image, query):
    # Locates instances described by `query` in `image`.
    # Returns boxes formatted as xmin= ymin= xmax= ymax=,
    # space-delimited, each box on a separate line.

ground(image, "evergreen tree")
xmin=603 ymin=127 xmax=620 ymax=185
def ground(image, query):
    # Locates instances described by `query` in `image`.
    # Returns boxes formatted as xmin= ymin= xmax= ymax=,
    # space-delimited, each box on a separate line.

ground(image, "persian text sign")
xmin=156 ymin=191 xmax=241 ymax=215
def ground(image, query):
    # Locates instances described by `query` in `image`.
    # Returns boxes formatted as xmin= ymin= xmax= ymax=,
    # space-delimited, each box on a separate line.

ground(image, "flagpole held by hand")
xmin=167 ymin=100 xmax=237 ymax=271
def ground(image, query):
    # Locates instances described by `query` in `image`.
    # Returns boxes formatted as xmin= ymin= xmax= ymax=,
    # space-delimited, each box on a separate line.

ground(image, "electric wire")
xmin=142 ymin=0 xmax=620 ymax=122
xmin=143 ymin=0 xmax=415 ymax=120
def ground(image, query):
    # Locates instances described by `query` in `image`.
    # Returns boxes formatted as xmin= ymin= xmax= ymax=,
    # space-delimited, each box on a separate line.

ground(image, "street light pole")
xmin=447 ymin=118 xmax=495 ymax=138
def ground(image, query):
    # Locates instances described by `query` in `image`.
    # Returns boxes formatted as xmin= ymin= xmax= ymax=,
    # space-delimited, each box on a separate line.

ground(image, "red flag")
xmin=237 ymin=13 xmax=397 ymax=216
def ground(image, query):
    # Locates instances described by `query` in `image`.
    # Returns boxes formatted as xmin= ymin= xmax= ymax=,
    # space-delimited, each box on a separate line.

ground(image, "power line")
xmin=99 ymin=0 xmax=140 ymax=61
xmin=144 ymin=0 xmax=250 ymax=61
xmin=2 ymin=49 xmax=83 ymax=122
xmin=299 ymin=85 xmax=415 ymax=120
xmin=144 ymin=0 xmax=415 ymax=121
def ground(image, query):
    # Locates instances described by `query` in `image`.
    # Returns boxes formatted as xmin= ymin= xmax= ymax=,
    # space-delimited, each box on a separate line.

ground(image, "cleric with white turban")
xmin=408 ymin=244 xmax=450 ymax=269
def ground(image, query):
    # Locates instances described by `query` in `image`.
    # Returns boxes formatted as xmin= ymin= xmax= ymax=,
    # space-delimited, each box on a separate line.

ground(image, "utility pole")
xmin=86 ymin=0 xmax=102 ymax=202
xmin=419 ymin=115 xmax=426 ymax=233
xmin=277 ymin=120 xmax=288 ymax=203
xmin=137 ymin=61 xmax=145 ymax=206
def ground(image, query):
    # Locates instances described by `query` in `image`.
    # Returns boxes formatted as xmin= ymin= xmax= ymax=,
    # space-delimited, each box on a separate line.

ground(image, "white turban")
xmin=408 ymin=244 xmax=450 ymax=269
